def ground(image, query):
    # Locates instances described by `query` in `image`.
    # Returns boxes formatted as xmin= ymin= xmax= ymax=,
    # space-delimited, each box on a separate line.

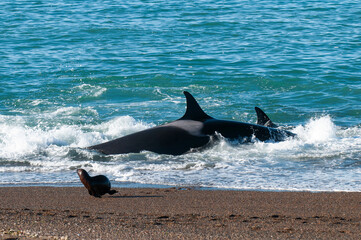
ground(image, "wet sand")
xmin=0 ymin=187 xmax=360 ymax=239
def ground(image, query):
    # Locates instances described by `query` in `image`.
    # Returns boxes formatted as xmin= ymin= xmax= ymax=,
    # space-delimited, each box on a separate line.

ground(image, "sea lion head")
xmin=77 ymin=168 xmax=91 ymax=190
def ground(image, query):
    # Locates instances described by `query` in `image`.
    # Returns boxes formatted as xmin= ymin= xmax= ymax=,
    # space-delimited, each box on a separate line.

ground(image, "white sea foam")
xmin=49 ymin=106 xmax=98 ymax=117
xmin=0 ymin=110 xmax=153 ymax=158
xmin=0 ymin=113 xmax=360 ymax=191
xmin=91 ymin=115 xmax=153 ymax=139
xmin=73 ymin=84 xmax=107 ymax=99
xmin=293 ymin=115 xmax=337 ymax=143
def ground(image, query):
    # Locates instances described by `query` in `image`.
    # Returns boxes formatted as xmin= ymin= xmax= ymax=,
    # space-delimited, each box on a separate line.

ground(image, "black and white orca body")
xmin=89 ymin=92 xmax=295 ymax=155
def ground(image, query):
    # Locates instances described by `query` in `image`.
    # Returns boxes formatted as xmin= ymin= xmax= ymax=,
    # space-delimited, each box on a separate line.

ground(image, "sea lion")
xmin=77 ymin=169 xmax=117 ymax=198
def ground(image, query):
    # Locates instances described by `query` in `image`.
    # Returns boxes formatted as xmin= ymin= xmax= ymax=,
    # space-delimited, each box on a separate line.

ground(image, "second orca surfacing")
xmin=89 ymin=91 xmax=296 ymax=155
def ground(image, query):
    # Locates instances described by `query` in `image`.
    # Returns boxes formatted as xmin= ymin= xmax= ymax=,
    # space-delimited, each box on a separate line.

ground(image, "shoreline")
xmin=1 ymin=182 xmax=360 ymax=193
xmin=1 ymin=187 xmax=360 ymax=239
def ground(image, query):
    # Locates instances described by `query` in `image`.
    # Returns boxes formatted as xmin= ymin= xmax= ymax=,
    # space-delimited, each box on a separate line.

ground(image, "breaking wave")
xmin=0 ymin=110 xmax=360 ymax=192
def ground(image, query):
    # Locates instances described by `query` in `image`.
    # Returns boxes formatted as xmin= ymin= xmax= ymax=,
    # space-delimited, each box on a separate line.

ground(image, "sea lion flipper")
xmin=108 ymin=189 xmax=117 ymax=195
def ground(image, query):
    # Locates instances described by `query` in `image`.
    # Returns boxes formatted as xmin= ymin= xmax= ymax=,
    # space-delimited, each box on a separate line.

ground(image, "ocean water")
xmin=0 ymin=1 xmax=360 ymax=191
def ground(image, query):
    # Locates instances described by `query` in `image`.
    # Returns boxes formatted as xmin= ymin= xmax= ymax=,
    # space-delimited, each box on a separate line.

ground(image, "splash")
xmin=0 ymin=111 xmax=152 ymax=159
xmin=0 ymin=113 xmax=360 ymax=192
xmin=293 ymin=115 xmax=337 ymax=143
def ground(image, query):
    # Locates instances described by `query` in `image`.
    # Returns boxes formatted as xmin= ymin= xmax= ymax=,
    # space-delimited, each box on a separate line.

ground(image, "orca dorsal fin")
xmin=179 ymin=91 xmax=213 ymax=121
xmin=255 ymin=107 xmax=278 ymax=128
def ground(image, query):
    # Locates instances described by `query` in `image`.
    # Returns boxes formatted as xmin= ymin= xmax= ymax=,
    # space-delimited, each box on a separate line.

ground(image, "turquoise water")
xmin=0 ymin=1 xmax=360 ymax=191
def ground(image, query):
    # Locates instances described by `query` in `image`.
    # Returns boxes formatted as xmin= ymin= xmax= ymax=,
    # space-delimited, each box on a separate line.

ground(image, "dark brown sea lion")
xmin=77 ymin=169 xmax=117 ymax=198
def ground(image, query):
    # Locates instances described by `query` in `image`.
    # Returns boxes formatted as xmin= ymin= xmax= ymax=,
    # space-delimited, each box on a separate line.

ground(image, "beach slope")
xmin=0 ymin=187 xmax=360 ymax=239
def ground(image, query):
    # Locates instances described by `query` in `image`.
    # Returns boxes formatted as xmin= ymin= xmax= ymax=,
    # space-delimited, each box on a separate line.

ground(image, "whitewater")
xmin=1 ymin=1 xmax=360 ymax=191
xmin=0 ymin=101 xmax=360 ymax=192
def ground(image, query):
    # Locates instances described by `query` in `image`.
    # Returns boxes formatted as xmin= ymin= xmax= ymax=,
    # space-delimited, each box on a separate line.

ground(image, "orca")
xmin=89 ymin=91 xmax=295 ymax=155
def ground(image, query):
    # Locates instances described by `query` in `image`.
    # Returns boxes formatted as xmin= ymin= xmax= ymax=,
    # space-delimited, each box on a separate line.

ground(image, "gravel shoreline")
xmin=0 ymin=187 xmax=360 ymax=239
